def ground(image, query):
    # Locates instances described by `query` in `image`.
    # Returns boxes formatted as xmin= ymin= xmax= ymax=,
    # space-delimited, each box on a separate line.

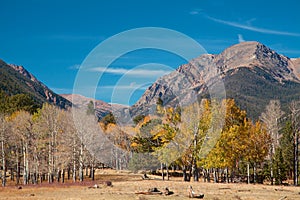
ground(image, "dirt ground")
xmin=0 ymin=170 xmax=299 ymax=200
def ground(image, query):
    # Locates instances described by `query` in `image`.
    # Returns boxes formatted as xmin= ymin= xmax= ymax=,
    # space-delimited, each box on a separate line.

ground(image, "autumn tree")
xmin=100 ymin=112 xmax=116 ymax=130
xmin=0 ymin=114 xmax=10 ymax=186
xmin=34 ymin=103 xmax=65 ymax=183
xmin=10 ymin=111 xmax=34 ymax=185
xmin=260 ymin=100 xmax=284 ymax=185
xmin=177 ymin=100 xmax=205 ymax=182
xmin=200 ymin=99 xmax=271 ymax=183
xmin=244 ymin=121 xmax=271 ymax=183
xmin=72 ymin=107 xmax=112 ymax=181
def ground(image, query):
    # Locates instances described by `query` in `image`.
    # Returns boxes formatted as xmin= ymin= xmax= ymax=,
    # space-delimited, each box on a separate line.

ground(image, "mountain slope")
xmin=60 ymin=94 xmax=111 ymax=118
xmin=60 ymin=94 xmax=127 ymax=119
xmin=291 ymin=58 xmax=300 ymax=78
xmin=0 ymin=59 xmax=71 ymax=109
xmin=130 ymin=42 xmax=300 ymax=120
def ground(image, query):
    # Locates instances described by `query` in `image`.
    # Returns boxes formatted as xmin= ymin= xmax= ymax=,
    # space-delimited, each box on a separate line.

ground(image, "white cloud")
xmin=130 ymin=82 xmax=136 ymax=87
xmin=51 ymin=87 xmax=73 ymax=94
xmin=189 ymin=11 xmax=199 ymax=15
xmin=238 ymin=34 xmax=245 ymax=43
xmin=90 ymin=66 xmax=173 ymax=77
xmin=189 ymin=8 xmax=203 ymax=15
xmin=100 ymin=84 xmax=150 ymax=90
xmin=68 ymin=64 xmax=81 ymax=70
xmin=206 ymin=15 xmax=300 ymax=37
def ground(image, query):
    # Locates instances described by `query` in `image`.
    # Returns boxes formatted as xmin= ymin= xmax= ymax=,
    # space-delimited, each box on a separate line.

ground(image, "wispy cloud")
xmin=206 ymin=15 xmax=300 ymax=37
xmin=68 ymin=64 xmax=81 ymax=70
xmin=268 ymin=44 xmax=300 ymax=57
xmin=238 ymin=34 xmax=245 ymax=43
xmin=189 ymin=9 xmax=202 ymax=15
xmin=100 ymin=84 xmax=150 ymax=90
xmin=90 ymin=66 xmax=173 ymax=77
xmin=51 ymin=87 xmax=73 ymax=94
xmin=189 ymin=11 xmax=199 ymax=15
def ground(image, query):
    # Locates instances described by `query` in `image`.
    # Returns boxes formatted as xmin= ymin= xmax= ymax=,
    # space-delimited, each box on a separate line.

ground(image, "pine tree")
xmin=273 ymin=148 xmax=287 ymax=185
xmin=280 ymin=122 xmax=294 ymax=180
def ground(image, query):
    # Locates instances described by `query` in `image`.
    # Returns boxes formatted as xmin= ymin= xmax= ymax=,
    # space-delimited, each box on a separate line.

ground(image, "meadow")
xmin=0 ymin=169 xmax=299 ymax=200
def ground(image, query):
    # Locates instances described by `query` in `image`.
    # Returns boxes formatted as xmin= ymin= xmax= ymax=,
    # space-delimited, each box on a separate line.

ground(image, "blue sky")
xmin=1 ymin=0 xmax=300 ymax=105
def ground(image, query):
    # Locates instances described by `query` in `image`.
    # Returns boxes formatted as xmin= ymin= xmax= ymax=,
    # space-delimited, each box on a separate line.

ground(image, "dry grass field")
xmin=0 ymin=169 xmax=299 ymax=200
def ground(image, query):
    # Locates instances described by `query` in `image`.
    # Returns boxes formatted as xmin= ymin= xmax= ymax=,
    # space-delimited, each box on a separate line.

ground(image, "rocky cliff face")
xmin=130 ymin=41 xmax=300 ymax=119
xmin=9 ymin=64 xmax=39 ymax=83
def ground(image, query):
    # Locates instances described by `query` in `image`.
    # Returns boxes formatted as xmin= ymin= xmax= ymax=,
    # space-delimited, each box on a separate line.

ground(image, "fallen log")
xmin=135 ymin=191 xmax=162 ymax=195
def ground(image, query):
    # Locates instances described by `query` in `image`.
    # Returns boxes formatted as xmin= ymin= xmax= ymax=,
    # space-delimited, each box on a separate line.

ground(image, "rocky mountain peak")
xmin=129 ymin=41 xmax=300 ymax=119
xmin=214 ymin=41 xmax=298 ymax=82
xmin=216 ymin=42 xmax=273 ymax=69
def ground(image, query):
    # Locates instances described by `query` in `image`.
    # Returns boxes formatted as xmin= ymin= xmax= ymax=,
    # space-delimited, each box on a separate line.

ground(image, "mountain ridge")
xmin=129 ymin=41 xmax=300 ymax=120
xmin=2 ymin=41 xmax=300 ymax=121
xmin=0 ymin=59 xmax=72 ymax=109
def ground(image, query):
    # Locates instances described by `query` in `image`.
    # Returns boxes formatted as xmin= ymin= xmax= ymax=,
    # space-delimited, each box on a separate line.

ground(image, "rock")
xmin=88 ymin=184 xmax=99 ymax=189
xmin=103 ymin=181 xmax=112 ymax=187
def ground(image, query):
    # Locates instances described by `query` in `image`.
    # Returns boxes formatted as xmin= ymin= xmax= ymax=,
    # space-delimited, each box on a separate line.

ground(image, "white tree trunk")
xmin=247 ymin=163 xmax=250 ymax=184
xmin=1 ymin=137 xmax=6 ymax=187
xmin=73 ymin=137 xmax=77 ymax=182
xmin=79 ymin=142 xmax=84 ymax=182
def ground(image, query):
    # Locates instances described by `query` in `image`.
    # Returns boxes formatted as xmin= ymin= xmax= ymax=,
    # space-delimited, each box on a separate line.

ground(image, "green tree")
xmin=0 ymin=91 xmax=38 ymax=115
xmin=0 ymin=90 xmax=8 ymax=113
xmin=86 ymin=100 xmax=95 ymax=115
xmin=289 ymin=100 xmax=300 ymax=186
xmin=131 ymin=118 xmax=162 ymax=153
xmin=280 ymin=121 xmax=294 ymax=180
xmin=100 ymin=112 xmax=116 ymax=129
xmin=133 ymin=114 xmax=145 ymax=125
xmin=273 ymin=148 xmax=287 ymax=185
xmin=7 ymin=94 xmax=38 ymax=114
xmin=156 ymin=97 xmax=164 ymax=116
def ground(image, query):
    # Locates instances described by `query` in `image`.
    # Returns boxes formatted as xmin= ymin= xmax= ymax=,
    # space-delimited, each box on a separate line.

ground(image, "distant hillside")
xmin=130 ymin=42 xmax=300 ymax=120
xmin=61 ymin=94 xmax=127 ymax=119
xmin=0 ymin=59 xmax=71 ymax=109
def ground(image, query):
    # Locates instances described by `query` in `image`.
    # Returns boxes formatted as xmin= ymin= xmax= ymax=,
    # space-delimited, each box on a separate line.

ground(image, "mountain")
xmin=291 ymin=58 xmax=300 ymax=78
xmin=60 ymin=94 xmax=127 ymax=119
xmin=0 ymin=59 xmax=71 ymax=109
xmin=130 ymin=41 xmax=300 ymax=120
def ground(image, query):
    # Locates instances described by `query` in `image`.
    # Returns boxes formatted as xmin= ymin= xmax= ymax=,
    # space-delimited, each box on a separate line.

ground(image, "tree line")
xmin=1 ymin=92 xmax=299 ymax=187
xmin=0 ymin=101 xmax=106 ymax=187
xmin=103 ymin=98 xmax=299 ymax=185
